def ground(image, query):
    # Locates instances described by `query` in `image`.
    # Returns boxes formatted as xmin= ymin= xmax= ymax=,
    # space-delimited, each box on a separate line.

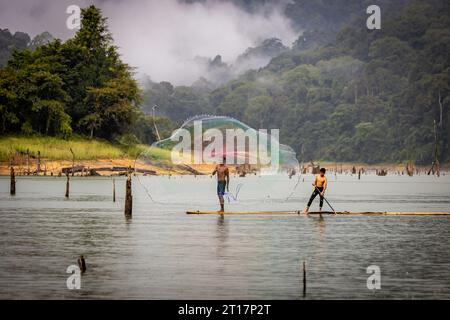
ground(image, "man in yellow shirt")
xmin=305 ymin=168 xmax=327 ymax=213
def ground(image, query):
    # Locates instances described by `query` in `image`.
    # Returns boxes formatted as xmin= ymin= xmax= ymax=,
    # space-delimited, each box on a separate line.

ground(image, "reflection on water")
xmin=0 ymin=174 xmax=449 ymax=299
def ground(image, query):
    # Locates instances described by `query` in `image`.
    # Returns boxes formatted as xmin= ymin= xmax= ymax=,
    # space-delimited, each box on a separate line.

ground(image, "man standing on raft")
xmin=212 ymin=156 xmax=230 ymax=213
xmin=305 ymin=168 xmax=327 ymax=213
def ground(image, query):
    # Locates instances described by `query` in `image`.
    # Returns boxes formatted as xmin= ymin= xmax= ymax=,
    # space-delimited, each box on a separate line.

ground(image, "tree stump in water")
xmin=65 ymin=173 xmax=70 ymax=198
xmin=406 ymin=161 xmax=414 ymax=177
xmin=302 ymin=261 xmax=306 ymax=297
xmin=125 ymin=175 xmax=132 ymax=217
xmin=10 ymin=167 xmax=16 ymax=195
xmin=77 ymin=255 xmax=86 ymax=273
xmin=112 ymin=179 xmax=116 ymax=202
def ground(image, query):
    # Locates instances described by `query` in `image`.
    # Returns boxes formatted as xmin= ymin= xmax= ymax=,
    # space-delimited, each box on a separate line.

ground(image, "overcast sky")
xmin=0 ymin=0 xmax=298 ymax=85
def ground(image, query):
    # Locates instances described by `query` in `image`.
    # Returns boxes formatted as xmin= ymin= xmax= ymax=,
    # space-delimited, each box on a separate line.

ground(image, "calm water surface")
xmin=0 ymin=173 xmax=449 ymax=299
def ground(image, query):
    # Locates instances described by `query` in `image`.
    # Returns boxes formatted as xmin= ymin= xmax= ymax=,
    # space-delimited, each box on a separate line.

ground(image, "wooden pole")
xmin=358 ymin=169 xmax=361 ymax=180
xmin=124 ymin=175 xmax=132 ymax=216
xmin=302 ymin=261 xmax=306 ymax=297
xmin=65 ymin=173 xmax=70 ymax=198
xmin=113 ymin=179 xmax=116 ymax=202
xmin=10 ymin=167 xmax=16 ymax=195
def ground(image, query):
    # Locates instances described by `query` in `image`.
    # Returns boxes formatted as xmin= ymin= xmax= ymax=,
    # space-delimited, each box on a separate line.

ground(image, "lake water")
xmin=0 ymin=173 xmax=449 ymax=299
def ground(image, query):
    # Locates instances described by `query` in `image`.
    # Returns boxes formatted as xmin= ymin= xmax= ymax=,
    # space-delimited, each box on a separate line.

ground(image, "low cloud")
xmin=0 ymin=0 xmax=298 ymax=85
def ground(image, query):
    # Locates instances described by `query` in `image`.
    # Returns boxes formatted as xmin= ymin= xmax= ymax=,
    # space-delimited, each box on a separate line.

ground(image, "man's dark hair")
xmin=320 ymin=168 xmax=326 ymax=173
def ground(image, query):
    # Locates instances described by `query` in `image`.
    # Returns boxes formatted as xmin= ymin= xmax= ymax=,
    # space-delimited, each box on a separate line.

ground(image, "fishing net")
xmin=135 ymin=115 xmax=302 ymax=207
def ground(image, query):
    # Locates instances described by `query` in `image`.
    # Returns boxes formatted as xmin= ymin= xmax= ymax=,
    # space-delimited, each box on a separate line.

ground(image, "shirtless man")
xmin=212 ymin=156 xmax=230 ymax=213
xmin=305 ymin=168 xmax=327 ymax=213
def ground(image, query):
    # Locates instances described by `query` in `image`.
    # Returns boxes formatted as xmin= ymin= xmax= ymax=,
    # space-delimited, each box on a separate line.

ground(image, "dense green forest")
xmin=1 ymin=1 xmax=449 ymax=165
xmin=143 ymin=0 xmax=450 ymax=164
xmin=0 ymin=6 xmax=163 ymax=145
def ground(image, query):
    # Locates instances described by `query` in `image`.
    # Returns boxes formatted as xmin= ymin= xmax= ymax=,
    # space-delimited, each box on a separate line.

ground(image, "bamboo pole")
xmin=186 ymin=211 xmax=450 ymax=215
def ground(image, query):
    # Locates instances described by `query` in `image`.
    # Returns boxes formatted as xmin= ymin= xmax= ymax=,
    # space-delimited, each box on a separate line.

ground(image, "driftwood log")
xmin=61 ymin=166 xmax=157 ymax=176
xmin=177 ymin=164 xmax=203 ymax=175
xmin=62 ymin=166 xmax=85 ymax=174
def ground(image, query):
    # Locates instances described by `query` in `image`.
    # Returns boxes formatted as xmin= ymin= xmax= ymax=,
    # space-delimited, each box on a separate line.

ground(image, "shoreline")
xmin=0 ymin=158 xmax=199 ymax=176
xmin=1 ymin=159 xmax=447 ymax=177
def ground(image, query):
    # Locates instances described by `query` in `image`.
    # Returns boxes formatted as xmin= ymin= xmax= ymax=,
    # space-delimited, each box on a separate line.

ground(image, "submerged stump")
xmin=125 ymin=175 xmax=132 ymax=216
xmin=113 ymin=179 xmax=116 ymax=202
xmin=303 ymin=261 xmax=306 ymax=297
xmin=10 ymin=167 xmax=16 ymax=195
xmin=77 ymin=255 xmax=86 ymax=273
xmin=65 ymin=173 xmax=70 ymax=198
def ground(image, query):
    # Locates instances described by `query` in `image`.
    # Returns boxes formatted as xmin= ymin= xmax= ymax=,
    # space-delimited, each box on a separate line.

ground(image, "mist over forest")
xmin=1 ymin=0 xmax=449 ymax=164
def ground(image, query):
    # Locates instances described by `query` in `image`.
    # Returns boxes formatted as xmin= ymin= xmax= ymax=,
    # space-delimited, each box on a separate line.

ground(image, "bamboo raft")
xmin=186 ymin=211 xmax=450 ymax=216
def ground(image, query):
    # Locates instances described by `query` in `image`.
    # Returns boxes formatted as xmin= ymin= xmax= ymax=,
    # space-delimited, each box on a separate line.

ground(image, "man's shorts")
xmin=217 ymin=181 xmax=226 ymax=196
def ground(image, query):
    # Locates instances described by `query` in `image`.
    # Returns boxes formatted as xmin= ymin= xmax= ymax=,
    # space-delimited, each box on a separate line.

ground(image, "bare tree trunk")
xmin=36 ymin=151 xmax=41 ymax=175
xmin=152 ymin=106 xmax=161 ymax=141
xmin=70 ymin=148 xmax=75 ymax=177
xmin=428 ymin=120 xmax=440 ymax=177
xmin=406 ymin=161 xmax=414 ymax=177
xmin=26 ymin=149 xmax=30 ymax=175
